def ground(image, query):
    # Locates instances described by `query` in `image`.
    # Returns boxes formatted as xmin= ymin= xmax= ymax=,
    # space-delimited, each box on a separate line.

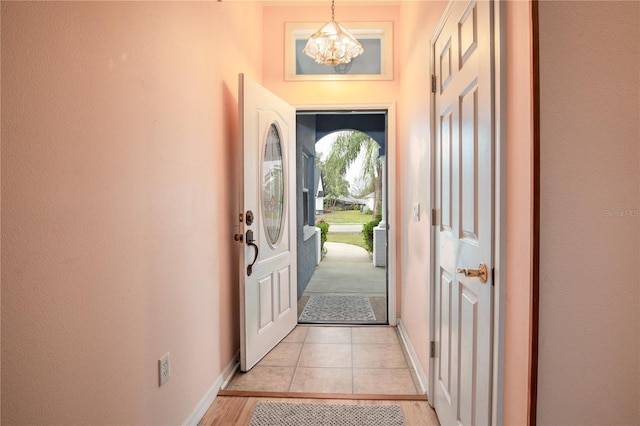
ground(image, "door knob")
xmin=245 ymin=229 xmax=259 ymax=276
xmin=456 ymin=263 xmax=488 ymax=283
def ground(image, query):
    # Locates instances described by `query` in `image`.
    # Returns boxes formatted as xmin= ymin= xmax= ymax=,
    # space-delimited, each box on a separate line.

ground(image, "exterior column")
xmin=373 ymin=155 xmax=387 ymax=267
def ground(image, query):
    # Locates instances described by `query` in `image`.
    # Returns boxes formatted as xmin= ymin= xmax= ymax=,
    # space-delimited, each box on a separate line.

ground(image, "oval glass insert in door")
xmin=262 ymin=123 xmax=285 ymax=245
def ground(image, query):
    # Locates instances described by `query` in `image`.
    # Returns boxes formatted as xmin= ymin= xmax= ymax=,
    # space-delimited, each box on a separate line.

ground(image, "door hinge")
xmin=430 ymin=341 xmax=435 ymax=358
xmin=431 ymin=208 xmax=439 ymax=226
xmin=431 ymin=75 xmax=437 ymax=93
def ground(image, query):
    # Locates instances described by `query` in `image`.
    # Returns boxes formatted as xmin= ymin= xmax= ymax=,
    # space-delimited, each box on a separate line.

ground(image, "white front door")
xmin=238 ymin=74 xmax=297 ymax=372
xmin=432 ymin=1 xmax=494 ymax=424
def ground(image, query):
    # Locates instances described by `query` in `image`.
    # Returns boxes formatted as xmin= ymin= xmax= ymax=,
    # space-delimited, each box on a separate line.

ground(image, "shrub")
xmin=362 ymin=214 xmax=382 ymax=253
xmin=316 ymin=221 xmax=329 ymax=254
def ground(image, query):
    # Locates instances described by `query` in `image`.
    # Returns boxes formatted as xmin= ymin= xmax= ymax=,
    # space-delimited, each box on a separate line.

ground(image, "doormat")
xmin=298 ymin=295 xmax=376 ymax=322
xmin=249 ymin=402 xmax=404 ymax=426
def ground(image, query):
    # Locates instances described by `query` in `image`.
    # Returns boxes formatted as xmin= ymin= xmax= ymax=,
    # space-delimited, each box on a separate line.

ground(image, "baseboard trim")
xmin=396 ymin=319 xmax=429 ymax=395
xmin=183 ymin=352 xmax=239 ymax=426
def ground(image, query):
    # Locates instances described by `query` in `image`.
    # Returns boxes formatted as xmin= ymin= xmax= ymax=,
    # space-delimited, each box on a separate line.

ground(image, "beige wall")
xmin=1 ymin=2 xmax=262 ymax=423
xmin=6 ymin=1 xmax=638 ymax=424
xmin=538 ymin=1 xmax=640 ymax=424
xmin=396 ymin=0 xmax=447 ymax=390
xmin=262 ymin=5 xmax=401 ymax=104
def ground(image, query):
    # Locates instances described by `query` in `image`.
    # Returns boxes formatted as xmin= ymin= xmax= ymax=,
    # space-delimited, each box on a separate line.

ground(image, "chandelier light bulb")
xmin=303 ymin=0 xmax=364 ymax=66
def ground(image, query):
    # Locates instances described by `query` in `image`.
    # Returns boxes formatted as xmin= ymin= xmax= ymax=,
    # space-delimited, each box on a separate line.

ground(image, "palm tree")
xmin=323 ymin=131 xmax=382 ymax=215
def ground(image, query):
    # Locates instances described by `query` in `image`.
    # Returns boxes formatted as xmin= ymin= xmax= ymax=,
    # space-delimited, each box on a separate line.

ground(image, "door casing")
xmin=295 ymin=102 xmax=397 ymax=326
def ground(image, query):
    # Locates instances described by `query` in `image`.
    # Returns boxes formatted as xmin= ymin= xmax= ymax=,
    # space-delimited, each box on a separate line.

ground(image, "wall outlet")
xmin=158 ymin=353 xmax=170 ymax=386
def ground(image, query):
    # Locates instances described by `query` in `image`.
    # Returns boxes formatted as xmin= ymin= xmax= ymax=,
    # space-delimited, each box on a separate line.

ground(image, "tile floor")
xmin=224 ymin=326 xmax=420 ymax=395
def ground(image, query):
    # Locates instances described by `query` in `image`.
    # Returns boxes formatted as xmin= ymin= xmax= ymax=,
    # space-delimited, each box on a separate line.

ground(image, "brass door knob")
xmin=456 ymin=263 xmax=488 ymax=283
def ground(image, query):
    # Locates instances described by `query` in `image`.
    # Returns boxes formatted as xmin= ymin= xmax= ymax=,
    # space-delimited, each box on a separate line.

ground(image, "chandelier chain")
xmin=331 ymin=0 xmax=335 ymax=21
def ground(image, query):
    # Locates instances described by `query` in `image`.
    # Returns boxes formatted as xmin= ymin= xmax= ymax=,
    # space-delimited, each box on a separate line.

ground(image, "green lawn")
xmin=319 ymin=209 xmax=373 ymax=224
xmin=326 ymin=232 xmax=367 ymax=251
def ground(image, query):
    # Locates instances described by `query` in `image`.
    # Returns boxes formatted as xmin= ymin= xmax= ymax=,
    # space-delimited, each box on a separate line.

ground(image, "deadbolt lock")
xmin=245 ymin=210 xmax=254 ymax=226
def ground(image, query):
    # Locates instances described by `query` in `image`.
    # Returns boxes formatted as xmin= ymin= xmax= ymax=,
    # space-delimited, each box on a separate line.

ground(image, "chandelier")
xmin=303 ymin=0 xmax=364 ymax=66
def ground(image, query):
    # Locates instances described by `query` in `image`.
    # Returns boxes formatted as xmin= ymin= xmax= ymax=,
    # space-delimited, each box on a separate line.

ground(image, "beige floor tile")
xmin=352 ymin=326 xmax=399 ymax=344
xmin=353 ymin=368 xmax=418 ymax=394
xmin=289 ymin=367 xmax=353 ymax=393
xmin=353 ymin=343 xmax=408 ymax=369
xmin=224 ymin=325 xmax=423 ymax=396
xmin=298 ymin=343 xmax=352 ymax=368
xmin=283 ymin=326 xmax=308 ymax=343
xmin=258 ymin=342 xmax=302 ymax=367
xmin=305 ymin=326 xmax=352 ymax=344
xmin=225 ymin=366 xmax=294 ymax=392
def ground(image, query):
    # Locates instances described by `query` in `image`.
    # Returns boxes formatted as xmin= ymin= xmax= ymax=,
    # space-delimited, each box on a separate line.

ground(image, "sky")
xmin=315 ymin=131 xmax=367 ymax=195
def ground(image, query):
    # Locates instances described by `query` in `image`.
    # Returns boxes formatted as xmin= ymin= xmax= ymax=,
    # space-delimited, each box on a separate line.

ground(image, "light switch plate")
xmin=159 ymin=352 xmax=170 ymax=386
xmin=413 ymin=203 xmax=420 ymax=221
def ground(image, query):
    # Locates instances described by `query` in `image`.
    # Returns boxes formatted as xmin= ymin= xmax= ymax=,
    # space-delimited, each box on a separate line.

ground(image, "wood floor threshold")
xmin=217 ymin=389 xmax=428 ymax=401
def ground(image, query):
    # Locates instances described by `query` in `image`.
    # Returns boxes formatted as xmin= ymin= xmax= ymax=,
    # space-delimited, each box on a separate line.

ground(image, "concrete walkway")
xmin=299 ymin=241 xmax=387 ymax=322
xmin=304 ymin=242 xmax=386 ymax=294
xmin=327 ymin=224 xmax=364 ymax=234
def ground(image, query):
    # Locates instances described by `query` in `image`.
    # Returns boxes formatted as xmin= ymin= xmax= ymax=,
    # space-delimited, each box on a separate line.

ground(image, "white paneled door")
xmin=238 ymin=74 xmax=297 ymax=372
xmin=433 ymin=1 xmax=494 ymax=424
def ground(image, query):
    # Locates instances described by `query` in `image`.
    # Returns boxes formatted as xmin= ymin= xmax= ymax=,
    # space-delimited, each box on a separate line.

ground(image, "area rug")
xmin=249 ymin=402 xmax=404 ymax=426
xmin=298 ymin=295 xmax=376 ymax=322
